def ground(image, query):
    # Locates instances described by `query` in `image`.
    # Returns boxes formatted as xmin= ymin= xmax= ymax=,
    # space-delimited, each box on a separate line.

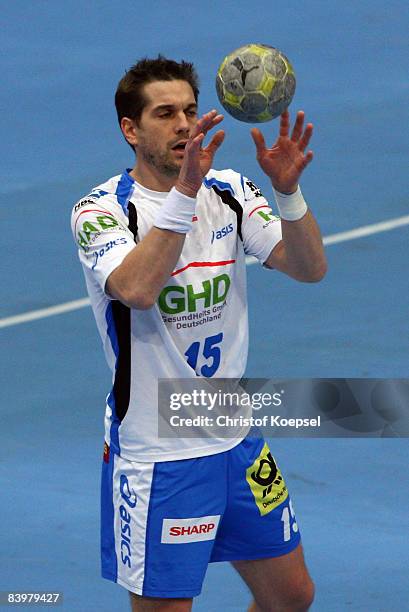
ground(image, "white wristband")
xmin=273 ymin=186 xmax=308 ymax=221
xmin=154 ymin=187 xmax=197 ymax=234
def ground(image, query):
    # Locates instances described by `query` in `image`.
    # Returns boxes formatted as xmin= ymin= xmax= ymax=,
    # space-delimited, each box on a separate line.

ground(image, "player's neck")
xmin=129 ymin=162 xmax=177 ymax=193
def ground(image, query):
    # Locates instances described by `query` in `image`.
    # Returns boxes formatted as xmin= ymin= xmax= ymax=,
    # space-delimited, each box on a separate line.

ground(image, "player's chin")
xmin=161 ymin=159 xmax=182 ymax=178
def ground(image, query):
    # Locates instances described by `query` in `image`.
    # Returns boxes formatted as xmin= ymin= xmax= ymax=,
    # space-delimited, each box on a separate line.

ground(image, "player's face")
xmin=134 ymin=80 xmax=198 ymax=177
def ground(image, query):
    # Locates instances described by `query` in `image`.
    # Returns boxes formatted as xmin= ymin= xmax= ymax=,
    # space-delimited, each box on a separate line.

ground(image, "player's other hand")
xmin=176 ymin=110 xmax=225 ymax=198
xmin=251 ymin=110 xmax=314 ymax=194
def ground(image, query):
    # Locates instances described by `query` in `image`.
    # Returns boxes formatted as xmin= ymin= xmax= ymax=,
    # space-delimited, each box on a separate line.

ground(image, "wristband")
xmin=273 ymin=186 xmax=308 ymax=221
xmin=154 ymin=187 xmax=197 ymax=234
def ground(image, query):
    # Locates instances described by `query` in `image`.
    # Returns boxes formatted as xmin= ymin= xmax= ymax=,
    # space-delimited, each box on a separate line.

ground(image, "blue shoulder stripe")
xmin=203 ymin=176 xmax=235 ymax=197
xmin=88 ymin=189 xmax=109 ymax=199
xmin=115 ymin=170 xmax=135 ymax=213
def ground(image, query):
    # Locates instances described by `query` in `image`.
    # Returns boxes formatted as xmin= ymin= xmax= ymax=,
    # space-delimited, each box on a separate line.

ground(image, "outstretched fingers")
xmin=279 ymin=110 xmax=291 ymax=138
xmin=299 ymin=150 xmax=314 ymax=170
xmin=203 ymin=130 xmax=225 ymax=155
xmin=251 ymin=128 xmax=267 ymax=156
xmin=191 ymin=110 xmax=223 ymax=141
xmin=186 ymin=131 xmax=205 ymax=153
xmin=289 ymin=110 xmax=313 ymax=151
xmin=290 ymin=111 xmax=305 ymax=142
xmin=298 ymin=123 xmax=314 ymax=152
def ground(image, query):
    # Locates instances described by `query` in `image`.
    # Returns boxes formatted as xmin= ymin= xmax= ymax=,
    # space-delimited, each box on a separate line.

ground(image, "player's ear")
xmin=121 ymin=117 xmax=138 ymax=147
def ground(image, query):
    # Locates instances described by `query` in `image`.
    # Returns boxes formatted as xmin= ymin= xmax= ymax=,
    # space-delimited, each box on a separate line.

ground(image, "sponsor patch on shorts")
xmin=161 ymin=515 xmax=221 ymax=544
xmin=246 ymin=442 xmax=288 ymax=516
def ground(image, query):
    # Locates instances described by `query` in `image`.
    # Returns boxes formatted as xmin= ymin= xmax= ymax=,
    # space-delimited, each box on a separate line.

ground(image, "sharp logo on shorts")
xmin=246 ymin=443 xmax=288 ymax=516
xmin=119 ymin=474 xmax=136 ymax=569
xmin=161 ymin=515 xmax=221 ymax=544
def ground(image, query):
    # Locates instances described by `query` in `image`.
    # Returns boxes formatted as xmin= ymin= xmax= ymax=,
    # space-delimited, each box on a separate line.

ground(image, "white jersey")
xmin=71 ymin=168 xmax=282 ymax=462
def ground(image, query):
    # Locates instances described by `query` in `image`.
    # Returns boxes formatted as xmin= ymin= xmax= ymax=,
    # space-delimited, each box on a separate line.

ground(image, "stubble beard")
xmin=139 ymin=143 xmax=181 ymax=178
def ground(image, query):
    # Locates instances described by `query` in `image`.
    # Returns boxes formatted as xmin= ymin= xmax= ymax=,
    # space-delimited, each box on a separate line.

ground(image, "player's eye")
xmin=186 ymin=110 xmax=197 ymax=117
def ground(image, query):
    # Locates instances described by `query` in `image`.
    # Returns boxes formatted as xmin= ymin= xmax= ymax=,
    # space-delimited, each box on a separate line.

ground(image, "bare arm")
xmin=106 ymin=227 xmax=186 ymax=309
xmin=264 ymin=211 xmax=326 ymax=282
xmin=251 ymin=110 xmax=327 ymax=282
xmin=106 ymin=110 xmax=225 ymax=309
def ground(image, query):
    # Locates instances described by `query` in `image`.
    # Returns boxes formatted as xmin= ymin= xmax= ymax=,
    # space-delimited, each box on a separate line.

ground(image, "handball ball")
xmin=216 ymin=43 xmax=296 ymax=123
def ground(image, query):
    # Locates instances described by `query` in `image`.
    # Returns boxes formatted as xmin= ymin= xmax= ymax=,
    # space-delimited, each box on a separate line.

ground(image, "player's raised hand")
xmin=176 ymin=110 xmax=224 ymax=198
xmin=251 ymin=110 xmax=313 ymax=194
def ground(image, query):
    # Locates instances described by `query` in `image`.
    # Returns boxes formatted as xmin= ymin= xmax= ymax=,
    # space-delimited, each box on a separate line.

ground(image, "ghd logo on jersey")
xmin=158 ymin=273 xmax=231 ymax=315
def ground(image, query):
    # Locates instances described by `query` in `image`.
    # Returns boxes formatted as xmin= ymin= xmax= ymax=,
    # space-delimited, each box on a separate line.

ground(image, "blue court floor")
xmin=1 ymin=1 xmax=408 ymax=610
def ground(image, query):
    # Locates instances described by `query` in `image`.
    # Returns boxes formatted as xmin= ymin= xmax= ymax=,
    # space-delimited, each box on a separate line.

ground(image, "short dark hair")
xmin=115 ymin=55 xmax=200 ymax=127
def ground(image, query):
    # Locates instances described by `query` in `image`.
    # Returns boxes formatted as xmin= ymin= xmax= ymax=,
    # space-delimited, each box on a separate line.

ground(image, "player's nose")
xmin=174 ymin=111 xmax=190 ymax=133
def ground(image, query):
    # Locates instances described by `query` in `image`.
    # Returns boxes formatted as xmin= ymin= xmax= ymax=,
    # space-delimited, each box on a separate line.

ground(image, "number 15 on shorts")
xmin=281 ymin=500 xmax=299 ymax=542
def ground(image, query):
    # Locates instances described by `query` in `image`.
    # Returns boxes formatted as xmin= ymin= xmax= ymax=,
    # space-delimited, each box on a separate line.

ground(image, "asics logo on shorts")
xmin=119 ymin=474 xmax=136 ymax=569
xmin=120 ymin=474 xmax=137 ymax=508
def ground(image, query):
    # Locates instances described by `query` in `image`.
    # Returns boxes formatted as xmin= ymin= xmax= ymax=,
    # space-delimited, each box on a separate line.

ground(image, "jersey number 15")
xmin=184 ymin=333 xmax=224 ymax=377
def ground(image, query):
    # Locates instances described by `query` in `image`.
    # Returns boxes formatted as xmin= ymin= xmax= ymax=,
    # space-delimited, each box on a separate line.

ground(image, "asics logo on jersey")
xmin=92 ymin=238 xmax=128 ymax=270
xmin=158 ymin=273 xmax=231 ymax=315
xmin=120 ymin=474 xmax=137 ymax=508
xmin=211 ymin=223 xmax=233 ymax=244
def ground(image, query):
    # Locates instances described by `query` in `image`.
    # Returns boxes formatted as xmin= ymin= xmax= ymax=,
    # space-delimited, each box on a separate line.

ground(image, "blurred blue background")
xmin=1 ymin=1 xmax=408 ymax=610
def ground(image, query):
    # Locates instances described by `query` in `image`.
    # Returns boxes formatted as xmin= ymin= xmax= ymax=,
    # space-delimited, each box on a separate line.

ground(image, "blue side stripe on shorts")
xmin=101 ymin=452 xmax=118 ymax=582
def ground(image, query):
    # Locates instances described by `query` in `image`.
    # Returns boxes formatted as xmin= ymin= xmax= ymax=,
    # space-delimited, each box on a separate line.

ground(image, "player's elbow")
xmin=302 ymin=258 xmax=327 ymax=282
xmin=120 ymin=288 xmax=156 ymax=310
xmin=106 ymin=277 xmax=156 ymax=310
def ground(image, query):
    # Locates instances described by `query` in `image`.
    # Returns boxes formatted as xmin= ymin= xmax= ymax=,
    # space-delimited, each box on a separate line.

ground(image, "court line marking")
xmin=1 ymin=214 xmax=408 ymax=330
